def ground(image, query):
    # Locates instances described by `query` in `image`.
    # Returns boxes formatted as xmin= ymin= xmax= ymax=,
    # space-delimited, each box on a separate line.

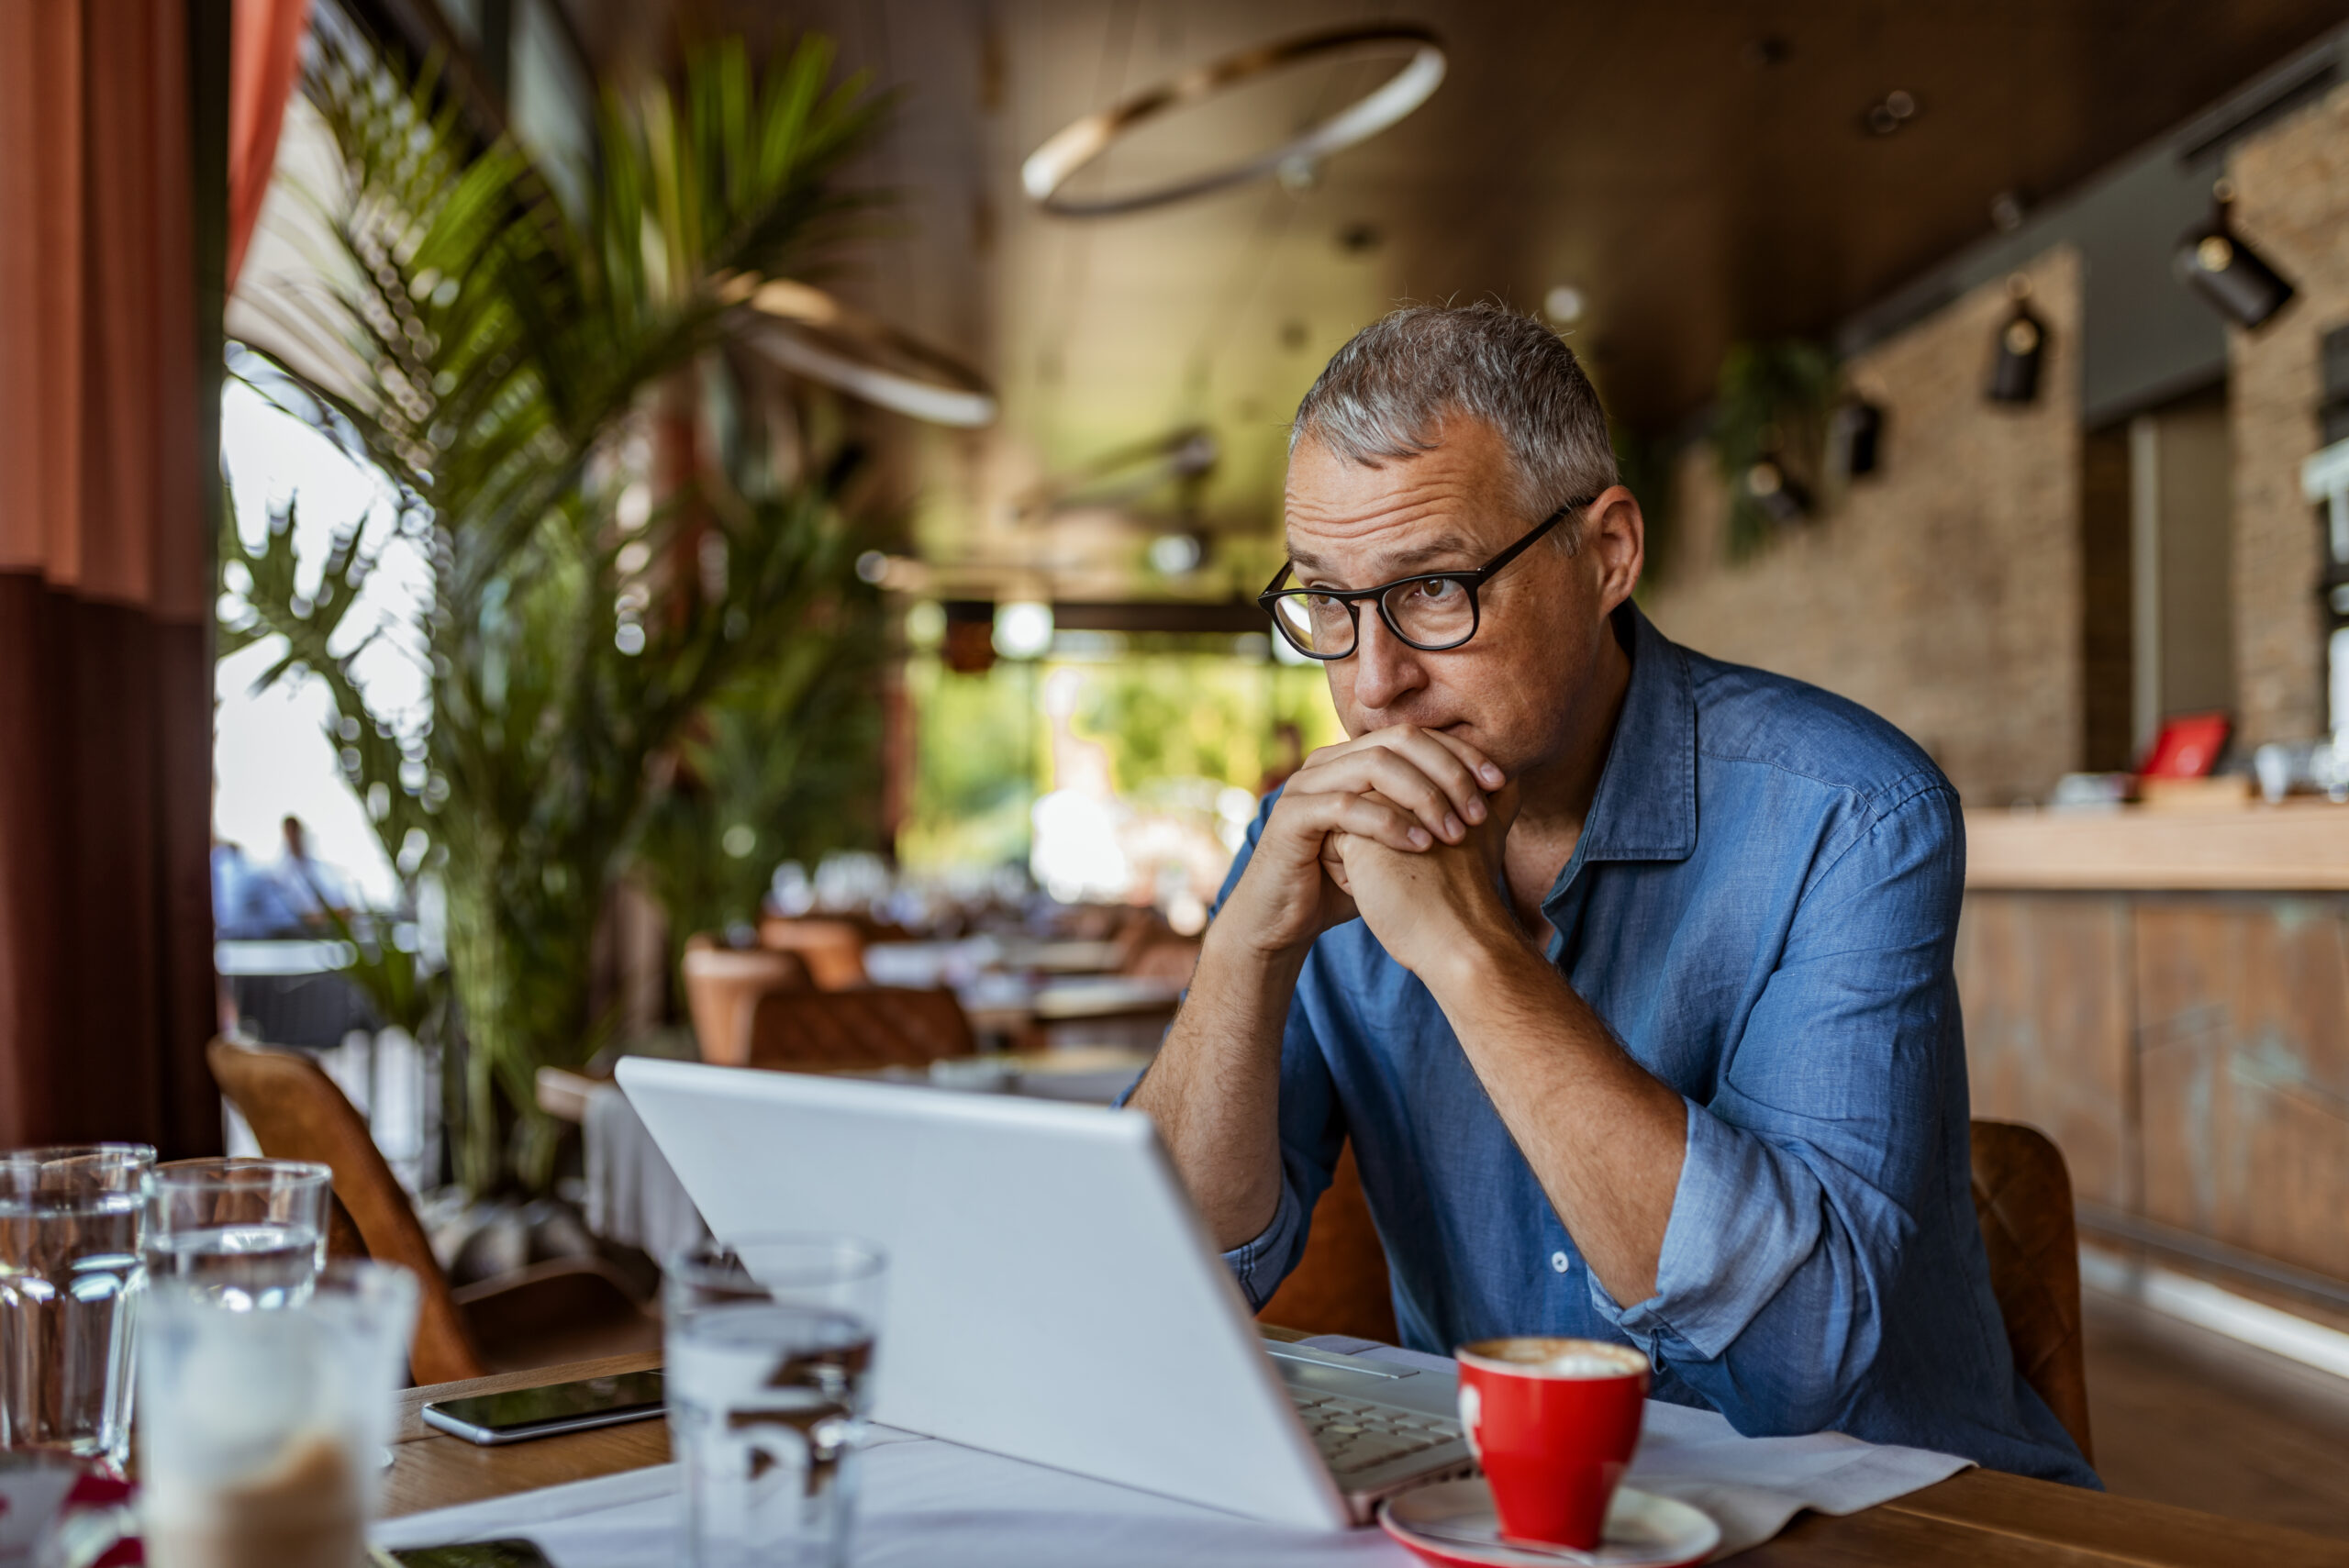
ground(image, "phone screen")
xmin=391 ymin=1542 xmax=558 ymax=1567
xmin=427 ymin=1370 xmax=665 ymax=1435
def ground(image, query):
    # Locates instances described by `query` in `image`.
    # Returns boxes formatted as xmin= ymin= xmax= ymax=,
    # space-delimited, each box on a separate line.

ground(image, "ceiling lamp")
xmin=1012 ymin=426 xmax=1220 ymax=521
xmin=739 ymin=279 xmax=997 ymax=428
xmin=1020 ymin=23 xmax=1447 ymax=217
xmin=2176 ymin=179 xmax=2295 ymax=329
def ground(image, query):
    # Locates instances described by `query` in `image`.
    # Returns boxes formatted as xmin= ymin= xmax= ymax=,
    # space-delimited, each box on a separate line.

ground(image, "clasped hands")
xmin=1222 ymin=725 xmax=1526 ymax=985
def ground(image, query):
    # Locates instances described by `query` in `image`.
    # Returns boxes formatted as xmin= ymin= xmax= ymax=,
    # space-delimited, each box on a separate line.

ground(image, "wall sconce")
xmin=1831 ymin=399 xmax=1885 ymax=479
xmin=1987 ymin=277 xmax=2046 ymax=405
xmin=2176 ymin=178 xmax=2295 ymax=329
xmin=1744 ymin=458 xmax=1811 ymax=524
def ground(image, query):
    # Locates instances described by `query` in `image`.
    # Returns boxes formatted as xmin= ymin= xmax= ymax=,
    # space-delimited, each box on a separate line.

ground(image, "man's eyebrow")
xmin=1286 ymin=532 xmax=1483 ymax=580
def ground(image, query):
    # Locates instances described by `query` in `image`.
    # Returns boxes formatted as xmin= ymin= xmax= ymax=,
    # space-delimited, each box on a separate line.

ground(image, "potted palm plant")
xmin=220 ymin=28 xmax=891 ymax=1195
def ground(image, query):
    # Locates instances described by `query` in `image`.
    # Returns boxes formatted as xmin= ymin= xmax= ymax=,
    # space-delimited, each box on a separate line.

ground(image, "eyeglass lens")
xmin=1269 ymin=577 xmax=1475 ymax=655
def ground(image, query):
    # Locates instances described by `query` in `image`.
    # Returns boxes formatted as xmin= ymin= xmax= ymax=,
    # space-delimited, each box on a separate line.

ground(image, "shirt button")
xmin=1550 ymin=1251 xmax=1572 ymax=1274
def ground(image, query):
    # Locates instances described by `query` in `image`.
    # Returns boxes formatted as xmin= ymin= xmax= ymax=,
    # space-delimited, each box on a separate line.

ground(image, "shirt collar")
xmin=1569 ymin=600 xmax=1698 ymax=865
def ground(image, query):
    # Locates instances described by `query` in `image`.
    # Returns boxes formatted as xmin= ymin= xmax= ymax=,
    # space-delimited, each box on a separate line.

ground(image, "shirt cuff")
xmin=1220 ymin=1176 xmax=1306 ymax=1311
xmin=1585 ymin=1097 xmax=1822 ymax=1362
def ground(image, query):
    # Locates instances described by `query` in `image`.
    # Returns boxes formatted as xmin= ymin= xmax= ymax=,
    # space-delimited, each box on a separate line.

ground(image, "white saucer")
xmin=1379 ymin=1477 xmax=1720 ymax=1568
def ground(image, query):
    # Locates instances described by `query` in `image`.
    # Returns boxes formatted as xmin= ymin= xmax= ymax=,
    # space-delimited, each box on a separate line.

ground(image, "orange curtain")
xmin=0 ymin=0 xmax=224 ymax=1155
xmin=228 ymin=0 xmax=310 ymax=289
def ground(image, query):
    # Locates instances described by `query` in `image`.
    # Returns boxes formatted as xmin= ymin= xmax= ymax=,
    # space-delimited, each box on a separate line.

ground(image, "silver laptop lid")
xmin=616 ymin=1057 xmax=1352 ymax=1530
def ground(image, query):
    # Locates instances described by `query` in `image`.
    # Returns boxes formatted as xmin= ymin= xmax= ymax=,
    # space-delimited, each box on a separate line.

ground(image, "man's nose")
xmin=1349 ymin=606 xmax=1428 ymax=712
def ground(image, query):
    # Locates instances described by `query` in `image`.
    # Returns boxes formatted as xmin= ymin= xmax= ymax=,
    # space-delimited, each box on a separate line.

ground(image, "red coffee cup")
xmin=1455 ymin=1336 xmax=1650 ymax=1550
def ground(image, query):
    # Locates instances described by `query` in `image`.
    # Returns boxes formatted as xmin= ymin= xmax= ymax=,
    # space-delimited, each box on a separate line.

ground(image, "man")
xmin=1130 ymin=303 xmax=2095 ymax=1485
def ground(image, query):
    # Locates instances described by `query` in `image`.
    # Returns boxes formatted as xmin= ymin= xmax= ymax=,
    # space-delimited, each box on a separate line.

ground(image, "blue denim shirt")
xmin=1207 ymin=604 xmax=2097 ymax=1486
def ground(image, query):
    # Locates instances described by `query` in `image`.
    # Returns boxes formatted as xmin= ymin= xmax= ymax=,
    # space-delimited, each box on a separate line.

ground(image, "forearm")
xmin=1429 ymin=930 xmax=1687 ymax=1306
xmin=1129 ymin=925 xmax=1308 ymax=1250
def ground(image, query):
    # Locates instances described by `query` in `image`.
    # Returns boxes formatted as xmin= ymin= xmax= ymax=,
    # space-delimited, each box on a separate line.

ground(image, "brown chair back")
xmin=681 ymin=940 xmax=810 ymax=1066
xmin=743 ymin=986 xmax=976 ymax=1071
xmin=1255 ymin=1118 xmax=2096 ymax=1465
xmin=206 ymin=1037 xmax=486 ymax=1384
xmin=1970 ymin=1118 xmax=2094 ymax=1462
xmin=1257 ymin=1143 xmax=1398 ymax=1343
xmin=757 ymin=917 xmax=870 ymax=989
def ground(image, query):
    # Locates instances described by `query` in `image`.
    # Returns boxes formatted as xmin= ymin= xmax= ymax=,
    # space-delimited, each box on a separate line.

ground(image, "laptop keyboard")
xmin=1289 ymin=1390 xmax=1462 ymax=1477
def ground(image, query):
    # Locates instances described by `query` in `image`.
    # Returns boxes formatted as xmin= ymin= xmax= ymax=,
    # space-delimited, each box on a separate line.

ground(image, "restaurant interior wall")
xmin=2228 ymin=77 xmax=2349 ymax=751
xmin=1640 ymin=249 xmax=2085 ymax=807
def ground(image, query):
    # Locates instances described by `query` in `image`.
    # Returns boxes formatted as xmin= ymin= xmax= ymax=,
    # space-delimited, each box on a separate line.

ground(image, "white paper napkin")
xmin=1299 ymin=1335 xmax=1976 ymax=1558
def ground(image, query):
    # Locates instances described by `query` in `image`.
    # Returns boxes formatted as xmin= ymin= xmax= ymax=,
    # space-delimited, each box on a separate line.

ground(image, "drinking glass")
xmin=666 ymin=1236 xmax=887 ymax=1568
xmin=134 ymin=1260 xmax=417 ymax=1568
xmin=140 ymin=1159 xmax=330 ymax=1310
xmin=0 ymin=1144 xmax=155 ymax=1471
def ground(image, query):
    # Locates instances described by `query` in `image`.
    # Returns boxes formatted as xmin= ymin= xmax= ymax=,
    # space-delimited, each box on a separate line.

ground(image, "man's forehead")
xmin=1281 ymin=453 xmax=1517 ymax=574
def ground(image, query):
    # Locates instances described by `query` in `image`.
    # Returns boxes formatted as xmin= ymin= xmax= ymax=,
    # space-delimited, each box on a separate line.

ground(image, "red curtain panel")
xmin=0 ymin=0 xmax=224 ymax=1156
xmin=227 ymin=0 xmax=309 ymax=288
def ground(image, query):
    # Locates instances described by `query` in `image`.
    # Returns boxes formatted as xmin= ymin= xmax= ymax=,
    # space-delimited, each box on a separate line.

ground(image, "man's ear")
xmin=1583 ymin=484 xmax=1644 ymax=613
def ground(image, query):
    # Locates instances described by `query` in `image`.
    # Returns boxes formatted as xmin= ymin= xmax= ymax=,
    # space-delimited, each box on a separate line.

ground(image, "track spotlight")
xmin=2176 ymin=179 xmax=2294 ymax=329
xmin=1987 ymin=277 xmax=2046 ymax=406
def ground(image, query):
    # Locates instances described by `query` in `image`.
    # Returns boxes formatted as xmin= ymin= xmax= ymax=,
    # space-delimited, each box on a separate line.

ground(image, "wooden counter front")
xmin=1956 ymin=812 xmax=2349 ymax=1304
xmin=1965 ymin=802 xmax=2349 ymax=891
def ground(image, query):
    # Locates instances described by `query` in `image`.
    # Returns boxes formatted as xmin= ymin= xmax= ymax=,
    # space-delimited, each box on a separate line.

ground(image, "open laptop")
xmin=617 ymin=1057 xmax=1474 ymax=1529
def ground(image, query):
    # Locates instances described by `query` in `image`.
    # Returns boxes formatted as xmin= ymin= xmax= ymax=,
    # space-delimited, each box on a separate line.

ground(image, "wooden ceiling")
xmin=562 ymin=0 xmax=2349 ymax=595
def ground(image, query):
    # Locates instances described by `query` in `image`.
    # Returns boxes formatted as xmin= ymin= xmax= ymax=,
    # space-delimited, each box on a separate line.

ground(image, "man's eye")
xmin=1413 ymin=578 xmax=1460 ymax=603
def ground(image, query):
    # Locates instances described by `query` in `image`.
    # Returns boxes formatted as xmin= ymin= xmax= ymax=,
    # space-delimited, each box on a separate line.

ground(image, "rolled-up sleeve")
xmin=1586 ymin=781 xmax=1962 ymax=1431
xmin=1130 ymin=788 xmax=1343 ymax=1309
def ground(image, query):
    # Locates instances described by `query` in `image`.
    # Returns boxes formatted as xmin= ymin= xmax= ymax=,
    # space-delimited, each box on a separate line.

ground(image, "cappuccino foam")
xmin=1459 ymin=1337 xmax=1646 ymax=1379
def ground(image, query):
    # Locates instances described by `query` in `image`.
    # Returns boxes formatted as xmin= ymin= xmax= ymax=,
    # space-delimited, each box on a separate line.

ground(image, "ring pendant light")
xmin=738 ymin=278 xmax=998 ymax=428
xmin=1020 ymin=23 xmax=1447 ymax=217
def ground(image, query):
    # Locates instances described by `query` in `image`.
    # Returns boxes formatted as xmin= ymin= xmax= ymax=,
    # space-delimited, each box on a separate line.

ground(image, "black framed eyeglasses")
xmin=1257 ymin=498 xmax=1592 ymax=661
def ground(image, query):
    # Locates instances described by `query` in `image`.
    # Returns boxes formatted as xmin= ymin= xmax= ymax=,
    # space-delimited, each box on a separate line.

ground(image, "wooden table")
xmin=382 ymin=1350 xmax=2349 ymax=1564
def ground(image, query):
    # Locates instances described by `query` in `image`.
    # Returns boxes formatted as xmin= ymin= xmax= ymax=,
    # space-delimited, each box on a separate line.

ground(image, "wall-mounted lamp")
xmin=1744 ymin=458 xmax=1811 ymax=524
xmin=2176 ymin=179 xmax=2295 ymax=329
xmin=1987 ymin=277 xmax=2046 ymax=405
xmin=1831 ymin=399 xmax=1885 ymax=479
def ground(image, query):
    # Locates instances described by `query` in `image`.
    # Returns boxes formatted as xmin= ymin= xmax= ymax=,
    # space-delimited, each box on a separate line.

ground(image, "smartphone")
xmin=419 ymin=1370 xmax=665 ymax=1446
xmin=387 ymin=1541 xmax=558 ymax=1567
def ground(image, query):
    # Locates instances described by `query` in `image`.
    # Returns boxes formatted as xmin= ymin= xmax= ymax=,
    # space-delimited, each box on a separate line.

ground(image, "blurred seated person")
xmin=1130 ymin=305 xmax=2096 ymax=1486
xmin=221 ymin=816 xmax=354 ymax=937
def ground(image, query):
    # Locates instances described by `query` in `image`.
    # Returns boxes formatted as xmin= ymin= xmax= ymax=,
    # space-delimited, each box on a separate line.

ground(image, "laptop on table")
xmin=617 ymin=1057 xmax=1474 ymax=1529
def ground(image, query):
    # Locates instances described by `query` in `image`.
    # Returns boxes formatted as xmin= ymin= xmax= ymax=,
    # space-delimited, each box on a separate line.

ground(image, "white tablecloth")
xmin=374 ymin=1340 xmax=1973 ymax=1565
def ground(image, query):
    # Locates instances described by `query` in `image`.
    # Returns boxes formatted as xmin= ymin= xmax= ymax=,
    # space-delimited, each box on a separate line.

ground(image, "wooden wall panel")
xmin=1954 ymin=892 xmax=2135 ymax=1211
xmin=2136 ymin=897 xmax=2349 ymax=1282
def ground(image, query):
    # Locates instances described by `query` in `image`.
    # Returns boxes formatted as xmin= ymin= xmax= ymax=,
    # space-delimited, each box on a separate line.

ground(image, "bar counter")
xmin=1965 ymin=799 xmax=2349 ymax=891
xmin=1957 ymin=800 xmax=2349 ymax=1310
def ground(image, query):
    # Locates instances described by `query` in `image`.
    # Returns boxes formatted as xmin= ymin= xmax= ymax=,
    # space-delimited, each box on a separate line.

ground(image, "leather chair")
xmin=1259 ymin=1142 xmax=1397 ymax=1344
xmin=680 ymin=937 xmax=809 ymax=1066
xmin=1969 ymin=1118 xmax=2093 ymax=1462
xmin=207 ymin=1038 xmax=661 ymax=1385
xmin=742 ymin=984 xmax=975 ymax=1072
xmin=1258 ymin=1118 xmax=2095 ymax=1464
xmin=757 ymin=917 xmax=870 ymax=989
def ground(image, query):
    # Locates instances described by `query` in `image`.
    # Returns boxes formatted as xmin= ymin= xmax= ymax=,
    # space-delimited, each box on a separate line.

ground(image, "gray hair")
xmin=1289 ymin=302 xmax=1617 ymax=549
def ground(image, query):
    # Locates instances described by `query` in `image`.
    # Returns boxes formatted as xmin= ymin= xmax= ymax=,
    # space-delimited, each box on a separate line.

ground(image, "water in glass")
xmin=666 ymin=1237 xmax=885 ymax=1568
xmin=0 ymin=1145 xmax=154 ymax=1471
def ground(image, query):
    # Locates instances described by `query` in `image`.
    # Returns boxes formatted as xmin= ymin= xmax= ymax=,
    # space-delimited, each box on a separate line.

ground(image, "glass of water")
xmin=140 ymin=1160 xmax=330 ymax=1310
xmin=666 ymin=1236 xmax=886 ymax=1568
xmin=0 ymin=1144 xmax=154 ymax=1471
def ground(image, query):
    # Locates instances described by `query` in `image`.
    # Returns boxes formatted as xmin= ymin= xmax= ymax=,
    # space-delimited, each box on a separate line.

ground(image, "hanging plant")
xmin=1710 ymin=340 xmax=1839 ymax=563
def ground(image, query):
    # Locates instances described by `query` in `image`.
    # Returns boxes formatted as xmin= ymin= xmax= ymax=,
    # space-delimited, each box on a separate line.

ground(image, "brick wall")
xmin=2227 ymin=83 xmax=2349 ymax=750
xmin=1639 ymin=248 xmax=2085 ymax=806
